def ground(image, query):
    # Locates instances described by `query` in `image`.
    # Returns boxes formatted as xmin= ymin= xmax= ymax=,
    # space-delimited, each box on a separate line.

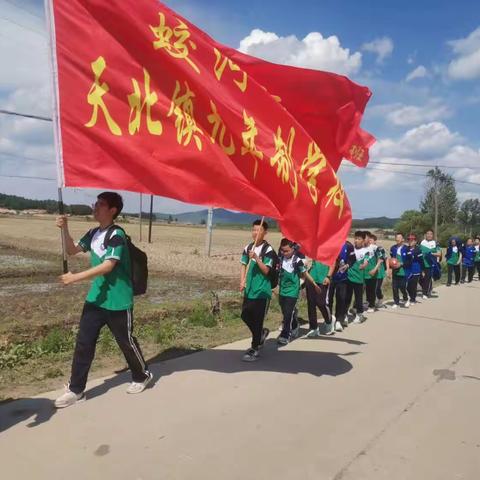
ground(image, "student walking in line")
xmin=372 ymin=235 xmax=388 ymax=309
xmin=54 ymin=192 xmax=152 ymax=409
xmin=404 ymin=233 xmax=423 ymax=305
xmin=346 ymin=231 xmax=368 ymax=323
xmin=305 ymin=258 xmax=335 ymax=337
xmin=390 ymin=233 xmax=409 ymax=309
xmin=446 ymin=237 xmax=461 ymax=286
xmin=461 ymin=237 xmax=476 ymax=284
xmin=240 ymin=219 xmax=276 ymax=362
xmin=364 ymin=232 xmax=384 ymax=313
xmin=277 ymin=238 xmax=319 ymax=344
xmin=328 ymin=241 xmax=355 ymax=332
xmin=473 ymin=236 xmax=480 ymax=281
xmin=420 ymin=229 xmax=441 ymax=298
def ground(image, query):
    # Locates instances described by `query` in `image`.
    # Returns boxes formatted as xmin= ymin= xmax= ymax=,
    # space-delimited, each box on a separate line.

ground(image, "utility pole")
xmin=139 ymin=193 xmax=143 ymax=242
xmin=434 ymin=168 xmax=439 ymax=241
xmin=205 ymin=207 xmax=214 ymax=256
xmin=148 ymin=194 xmax=154 ymax=244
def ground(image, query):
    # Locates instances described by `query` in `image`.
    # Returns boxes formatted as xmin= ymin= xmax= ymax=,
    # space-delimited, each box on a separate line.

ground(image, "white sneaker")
xmin=405 ymin=300 xmax=411 ymax=308
xmin=54 ymin=386 xmax=85 ymax=408
xmin=366 ymin=308 xmax=375 ymax=313
xmin=126 ymin=371 xmax=153 ymax=394
xmin=305 ymin=328 xmax=320 ymax=338
xmin=391 ymin=304 xmax=399 ymax=309
xmin=422 ymin=295 xmax=428 ymax=300
xmin=352 ymin=315 xmax=365 ymax=324
xmin=324 ymin=322 xmax=335 ymax=335
xmin=335 ymin=321 xmax=344 ymax=332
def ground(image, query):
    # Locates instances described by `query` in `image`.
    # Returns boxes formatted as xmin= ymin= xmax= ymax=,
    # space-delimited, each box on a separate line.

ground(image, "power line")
xmin=369 ymin=160 xmax=480 ymax=170
xmin=2 ymin=0 xmax=43 ymax=21
xmin=0 ymin=151 xmax=55 ymax=165
xmin=0 ymin=109 xmax=52 ymax=122
xmin=0 ymin=14 xmax=45 ymax=36
xmin=0 ymin=173 xmax=55 ymax=181
xmin=343 ymin=164 xmax=480 ymax=187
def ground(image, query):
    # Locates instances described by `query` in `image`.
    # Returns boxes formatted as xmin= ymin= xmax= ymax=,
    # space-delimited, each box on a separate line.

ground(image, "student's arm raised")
xmin=56 ymin=216 xmax=83 ymax=255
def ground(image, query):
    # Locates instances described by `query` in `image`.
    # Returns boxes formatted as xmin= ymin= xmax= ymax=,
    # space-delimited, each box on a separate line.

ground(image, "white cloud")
xmin=447 ymin=26 xmax=480 ymax=80
xmin=361 ymin=37 xmax=394 ymax=63
xmin=369 ymin=100 xmax=452 ymax=128
xmin=362 ymin=122 xmax=480 ymax=193
xmin=239 ymin=28 xmax=362 ymax=75
xmin=406 ymin=65 xmax=428 ymax=82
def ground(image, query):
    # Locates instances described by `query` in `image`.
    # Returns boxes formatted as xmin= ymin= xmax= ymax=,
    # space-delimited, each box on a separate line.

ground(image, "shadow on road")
xmin=0 ymin=339 xmax=357 ymax=433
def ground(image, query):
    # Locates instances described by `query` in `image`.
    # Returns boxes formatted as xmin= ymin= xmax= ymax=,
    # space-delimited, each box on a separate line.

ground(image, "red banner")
xmin=47 ymin=0 xmax=374 ymax=264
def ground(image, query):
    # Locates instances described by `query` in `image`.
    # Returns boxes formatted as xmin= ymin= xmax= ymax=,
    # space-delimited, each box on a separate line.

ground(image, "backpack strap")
xmin=102 ymin=224 xmax=127 ymax=250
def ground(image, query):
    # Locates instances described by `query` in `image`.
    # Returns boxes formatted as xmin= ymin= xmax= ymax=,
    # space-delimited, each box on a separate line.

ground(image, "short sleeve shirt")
xmin=280 ymin=256 xmax=306 ymax=298
xmin=78 ymin=227 xmax=133 ymax=311
xmin=241 ymin=242 xmax=274 ymax=299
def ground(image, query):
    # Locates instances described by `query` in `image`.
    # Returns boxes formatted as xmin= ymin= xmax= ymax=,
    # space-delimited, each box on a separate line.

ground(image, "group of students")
xmin=239 ymin=220 xmax=480 ymax=362
xmin=51 ymin=192 xmax=480 ymax=406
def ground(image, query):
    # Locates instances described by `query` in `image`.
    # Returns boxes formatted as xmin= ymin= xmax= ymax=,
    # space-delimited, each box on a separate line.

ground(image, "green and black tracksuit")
xmin=278 ymin=255 xmax=306 ymax=339
xmin=69 ymin=227 xmax=150 ymax=394
xmin=307 ymin=260 xmax=332 ymax=329
xmin=241 ymin=242 xmax=274 ymax=349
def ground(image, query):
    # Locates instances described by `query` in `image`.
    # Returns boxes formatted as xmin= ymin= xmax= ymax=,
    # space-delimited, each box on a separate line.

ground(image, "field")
xmin=0 ymin=215 xmax=395 ymax=401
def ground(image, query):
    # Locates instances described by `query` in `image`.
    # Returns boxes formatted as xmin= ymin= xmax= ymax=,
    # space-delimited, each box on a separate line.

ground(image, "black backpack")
xmin=97 ymin=225 xmax=148 ymax=296
xmin=247 ymin=242 xmax=280 ymax=289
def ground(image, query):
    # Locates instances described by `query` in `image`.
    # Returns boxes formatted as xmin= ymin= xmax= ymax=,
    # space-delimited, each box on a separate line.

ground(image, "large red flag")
xmin=46 ymin=0 xmax=373 ymax=264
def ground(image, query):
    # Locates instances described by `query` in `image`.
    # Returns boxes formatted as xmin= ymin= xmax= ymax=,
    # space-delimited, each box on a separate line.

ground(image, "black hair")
xmin=354 ymin=230 xmax=366 ymax=239
xmin=98 ymin=191 xmax=123 ymax=219
xmin=370 ymin=234 xmax=377 ymax=241
xmin=425 ymin=229 xmax=434 ymax=234
xmin=252 ymin=219 xmax=268 ymax=230
xmin=280 ymin=238 xmax=294 ymax=248
xmin=364 ymin=231 xmax=372 ymax=238
xmin=395 ymin=232 xmax=404 ymax=238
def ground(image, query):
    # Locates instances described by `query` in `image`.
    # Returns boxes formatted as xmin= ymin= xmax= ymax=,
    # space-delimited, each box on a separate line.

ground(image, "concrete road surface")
xmin=1 ymin=282 xmax=479 ymax=480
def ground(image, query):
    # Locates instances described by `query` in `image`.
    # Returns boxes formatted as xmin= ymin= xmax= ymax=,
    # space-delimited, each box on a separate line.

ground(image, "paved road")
xmin=1 ymin=282 xmax=479 ymax=479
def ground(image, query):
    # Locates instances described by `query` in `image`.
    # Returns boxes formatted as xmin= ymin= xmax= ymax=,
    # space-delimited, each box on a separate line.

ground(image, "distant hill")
xmin=156 ymin=208 xmax=264 ymax=225
xmin=351 ymin=216 xmax=399 ymax=229
xmin=157 ymin=208 xmax=399 ymax=229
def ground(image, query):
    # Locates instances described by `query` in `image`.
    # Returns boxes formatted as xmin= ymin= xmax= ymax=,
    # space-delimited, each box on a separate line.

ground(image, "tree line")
xmin=395 ymin=167 xmax=480 ymax=245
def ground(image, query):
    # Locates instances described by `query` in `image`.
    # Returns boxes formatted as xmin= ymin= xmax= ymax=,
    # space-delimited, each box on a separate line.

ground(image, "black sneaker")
xmin=258 ymin=328 xmax=270 ymax=348
xmin=242 ymin=348 xmax=259 ymax=362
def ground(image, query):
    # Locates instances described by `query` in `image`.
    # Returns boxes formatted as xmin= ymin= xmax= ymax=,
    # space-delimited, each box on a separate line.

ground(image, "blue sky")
xmin=0 ymin=0 xmax=479 ymax=218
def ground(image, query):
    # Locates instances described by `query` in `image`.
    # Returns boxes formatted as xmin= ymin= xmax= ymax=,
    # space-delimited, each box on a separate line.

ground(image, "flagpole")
xmin=148 ymin=194 xmax=154 ymax=244
xmin=205 ymin=207 xmax=213 ymax=256
xmin=139 ymin=193 xmax=143 ymax=242
xmin=44 ymin=0 xmax=68 ymax=273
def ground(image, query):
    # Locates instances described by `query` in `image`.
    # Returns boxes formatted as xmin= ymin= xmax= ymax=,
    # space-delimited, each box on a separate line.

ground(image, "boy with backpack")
xmin=420 ymin=229 xmax=441 ymax=298
xmin=446 ymin=237 xmax=461 ymax=286
xmin=404 ymin=233 xmax=423 ymax=305
xmin=461 ymin=238 xmax=476 ymax=284
xmin=54 ymin=192 xmax=152 ymax=408
xmin=364 ymin=232 xmax=384 ymax=313
xmin=240 ymin=219 xmax=277 ymax=361
xmin=277 ymin=238 xmax=320 ymax=344
xmin=390 ymin=233 xmax=409 ymax=309
xmin=346 ymin=231 xmax=369 ymax=323
xmin=328 ymin=240 xmax=355 ymax=332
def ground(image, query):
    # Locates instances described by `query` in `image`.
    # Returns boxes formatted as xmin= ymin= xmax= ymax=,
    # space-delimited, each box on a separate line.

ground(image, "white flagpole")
xmin=44 ymin=0 xmax=68 ymax=273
